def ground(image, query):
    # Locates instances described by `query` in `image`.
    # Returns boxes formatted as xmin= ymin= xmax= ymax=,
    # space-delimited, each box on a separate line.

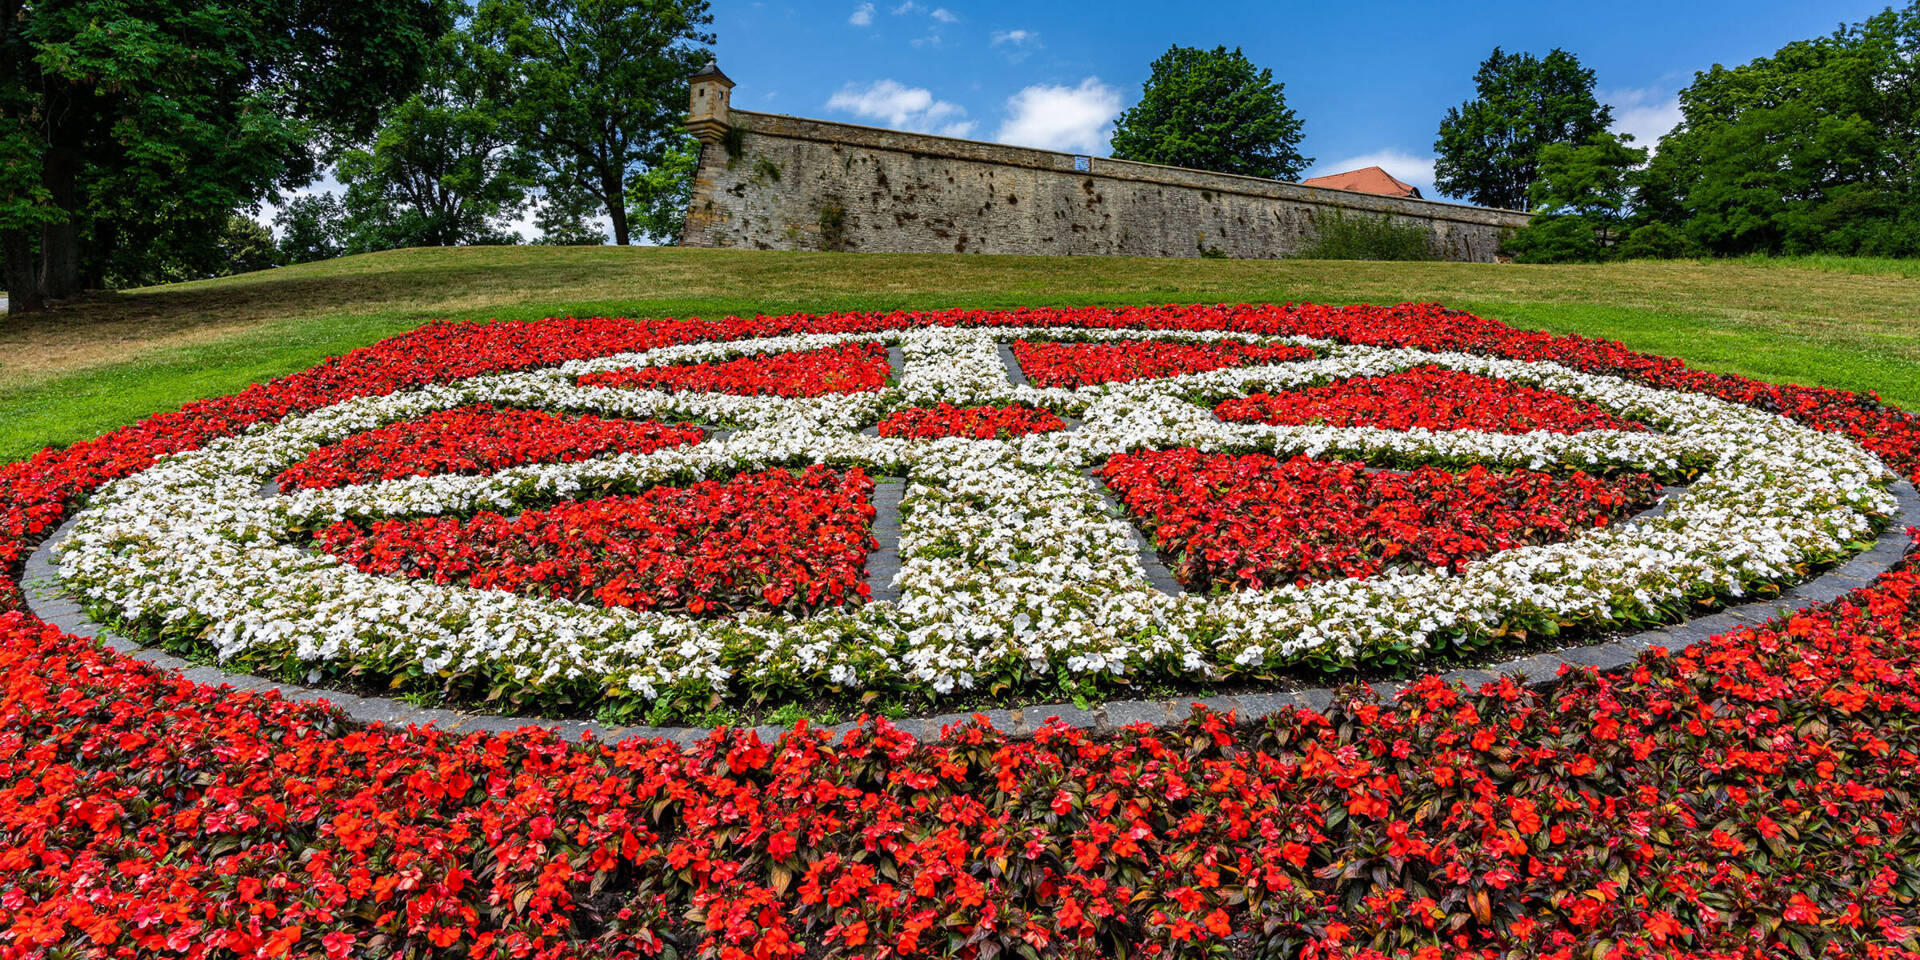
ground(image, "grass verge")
xmin=3 ymin=246 xmax=1918 ymax=461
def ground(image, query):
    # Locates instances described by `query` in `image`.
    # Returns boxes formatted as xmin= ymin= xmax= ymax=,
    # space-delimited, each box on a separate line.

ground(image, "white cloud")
xmin=1603 ymin=86 xmax=1684 ymax=151
xmin=890 ymin=1 xmax=919 ymax=13
xmin=827 ymin=79 xmax=976 ymax=138
xmin=1304 ymin=150 xmax=1440 ymax=201
xmin=848 ymin=2 xmax=874 ymax=26
xmin=929 ymin=6 xmax=958 ymax=22
xmin=991 ymin=28 xmax=1037 ymax=46
xmin=994 ymin=78 xmax=1122 ymax=155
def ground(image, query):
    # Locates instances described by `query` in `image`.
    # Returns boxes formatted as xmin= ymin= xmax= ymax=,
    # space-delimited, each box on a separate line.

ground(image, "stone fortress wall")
xmin=679 ymin=65 xmax=1531 ymax=262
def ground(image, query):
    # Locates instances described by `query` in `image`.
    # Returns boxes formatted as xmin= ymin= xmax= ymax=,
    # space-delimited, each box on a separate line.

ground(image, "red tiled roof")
xmin=1300 ymin=166 xmax=1422 ymax=199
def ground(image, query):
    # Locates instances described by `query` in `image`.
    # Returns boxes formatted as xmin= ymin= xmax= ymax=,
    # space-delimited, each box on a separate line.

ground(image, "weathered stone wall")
xmin=683 ymin=110 xmax=1531 ymax=262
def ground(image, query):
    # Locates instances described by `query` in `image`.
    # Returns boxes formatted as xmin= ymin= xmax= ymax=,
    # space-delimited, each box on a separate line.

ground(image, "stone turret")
xmin=686 ymin=61 xmax=735 ymax=145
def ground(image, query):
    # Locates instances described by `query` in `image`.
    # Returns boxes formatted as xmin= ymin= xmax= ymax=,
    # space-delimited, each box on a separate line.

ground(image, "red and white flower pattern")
xmin=53 ymin=317 xmax=1891 ymax=701
xmin=318 ymin=465 xmax=876 ymax=615
xmin=277 ymin=405 xmax=705 ymax=490
xmin=1 ymin=304 xmax=1918 ymax=956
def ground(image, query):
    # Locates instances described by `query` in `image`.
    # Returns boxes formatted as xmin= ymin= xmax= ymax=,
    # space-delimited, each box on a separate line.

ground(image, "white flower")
xmin=54 ymin=326 xmax=1895 ymax=703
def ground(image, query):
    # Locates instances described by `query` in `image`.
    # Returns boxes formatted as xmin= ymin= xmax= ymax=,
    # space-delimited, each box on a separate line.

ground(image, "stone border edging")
xmin=21 ymin=474 xmax=1918 ymax=751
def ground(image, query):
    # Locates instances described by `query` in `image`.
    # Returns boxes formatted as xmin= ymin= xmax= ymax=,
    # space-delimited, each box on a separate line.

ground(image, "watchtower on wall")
xmin=686 ymin=61 xmax=734 ymax=146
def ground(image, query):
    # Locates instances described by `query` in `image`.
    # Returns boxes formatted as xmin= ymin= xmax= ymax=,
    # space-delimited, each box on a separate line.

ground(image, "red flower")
xmin=875 ymin=402 xmax=1065 ymax=439
xmin=278 ymin=405 xmax=703 ymax=490
xmin=1011 ymin=338 xmax=1313 ymax=387
xmin=580 ymin=342 xmax=890 ymax=397
xmin=1217 ymin=365 xmax=1646 ymax=435
xmin=317 ymin=466 xmax=877 ymax=616
xmin=1099 ymin=449 xmax=1654 ymax=591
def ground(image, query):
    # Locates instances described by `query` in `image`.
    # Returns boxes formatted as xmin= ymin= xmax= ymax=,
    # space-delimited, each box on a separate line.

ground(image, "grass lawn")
xmin=2 ymin=246 xmax=1918 ymax=462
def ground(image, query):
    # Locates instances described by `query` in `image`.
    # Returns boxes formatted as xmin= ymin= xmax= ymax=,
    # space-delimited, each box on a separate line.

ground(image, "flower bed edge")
xmin=23 ymin=478 xmax=1918 ymax=749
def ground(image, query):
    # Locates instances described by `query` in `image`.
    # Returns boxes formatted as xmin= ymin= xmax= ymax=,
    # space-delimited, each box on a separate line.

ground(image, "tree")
xmin=333 ymin=31 xmax=536 ymax=251
xmin=1110 ymin=45 xmax=1309 ymax=180
xmin=212 ymin=216 xmax=282 ymax=278
xmin=530 ymin=186 xmax=611 ymax=246
xmin=625 ymin=137 xmax=700 ymax=244
xmin=472 ymin=0 xmax=715 ymax=246
xmin=0 ymin=0 xmax=454 ymax=313
xmin=1638 ymin=3 xmax=1920 ymax=256
xmin=1433 ymin=48 xmax=1613 ymax=210
xmin=1504 ymin=131 xmax=1646 ymax=262
xmin=275 ymin=195 xmax=348 ymax=265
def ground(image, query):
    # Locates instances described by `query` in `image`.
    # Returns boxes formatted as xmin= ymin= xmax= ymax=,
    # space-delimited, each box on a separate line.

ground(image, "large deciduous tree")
xmin=1433 ymin=48 xmax=1612 ymax=210
xmin=333 ymin=31 xmax=536 ymax=251
xmin=1110 ymin=45 xmax=1309 ymax=181
xmin=472 ymin=0 xmax=714 ymax=246
xmin=1639 ymin=3 xmax=1920 ymax=257
xmin=1504 ymin=132 xmax=1647 ymax=262
xmin=0 ymin=0 xmax=454 ymax=313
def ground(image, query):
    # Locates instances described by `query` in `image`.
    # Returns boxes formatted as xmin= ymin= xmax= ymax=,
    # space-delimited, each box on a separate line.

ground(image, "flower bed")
xmin=2 ymin=302 xmax=1920 ymax=956
xmin=1099 ymin=449 xmax=1657 ymax=591
xmin=0 ymin=566 xmax=1916 ymax=957
xmin=316 ymin=465 xmax=877 ymax=615
xmin=579 ymin=341 xmax=891 ymax=397
xmin=37 ymin=314 xmax=1895 ymax=716
xmin=1215 ymin=365 xmax=1647 ymax=434
xmin=1010 ymin=338 xmax=1316 ymax=387
xmin=277 ymin=405 xmax=706 ymax=490
xmin=876 ymin=403 xmax=1065 ymax=439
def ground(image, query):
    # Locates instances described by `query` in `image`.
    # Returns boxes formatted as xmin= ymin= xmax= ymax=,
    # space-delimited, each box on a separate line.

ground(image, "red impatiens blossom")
xmin=317 ymin=465 xmax=877 ymax=615
xmin=276 ymin=405 xmax=705 ymax=490
xmin=1215 ymin=365 xmax=1648 ymax=434
xmin=875 ymin=403 xmax=1065 ymax=439
xmin=1100 ymin=448 xmax=1656 ymax=590
xmin=0 ymin=304 xmax=1918 ymax=957
xmin=578 ymin=341 xmax=891 ymax=397
xmin=1010 ymin=338 xmax=1314 ymax=388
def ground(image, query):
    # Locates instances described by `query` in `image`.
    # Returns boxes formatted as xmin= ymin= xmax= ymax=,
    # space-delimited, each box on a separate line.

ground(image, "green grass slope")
xmin=2 ymin=246 xmax=1917 ymax=462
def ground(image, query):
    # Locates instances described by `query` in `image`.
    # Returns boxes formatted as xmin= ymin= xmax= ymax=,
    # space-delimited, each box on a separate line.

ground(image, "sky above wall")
xmin=714 ymin=0 xmax=1883 ymax=201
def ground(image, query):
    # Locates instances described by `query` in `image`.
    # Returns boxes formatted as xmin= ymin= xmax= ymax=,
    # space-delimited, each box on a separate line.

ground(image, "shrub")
xmin=1614 ymin=221 xmax=1699 ymax=260
xmin=1504 ymin=214 xmax=1606 ymax=263
xmin=1294 ymin=210 xmax=1438 ymax=261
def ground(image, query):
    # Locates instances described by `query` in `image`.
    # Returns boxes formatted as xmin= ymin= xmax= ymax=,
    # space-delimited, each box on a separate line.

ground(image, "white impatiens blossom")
xmin=56 ymin=326 xmax=1895 ymax=701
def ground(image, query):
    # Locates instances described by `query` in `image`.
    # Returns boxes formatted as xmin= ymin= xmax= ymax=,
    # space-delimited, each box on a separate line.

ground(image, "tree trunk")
xmin=38 ymin=148 xmax=82 ymax=299
xmin=83 ymin=218 xmax=116 ymax=290
xmin=3 ymin=229 xmax=43 ymax=314
xmin=604 ymin=170 xmax=630 ymax=245
xmin=39 ymin=220 xmax=80 ymax=298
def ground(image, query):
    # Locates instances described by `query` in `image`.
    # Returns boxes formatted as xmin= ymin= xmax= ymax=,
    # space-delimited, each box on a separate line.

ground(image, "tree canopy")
xmin=1433 ymin=48 xmax=1612 ymax=210
xmin=331 ymin=30 xmax=536 ymax=252
xmin=1505 ymin=132 xmax=1646 ymax=263
xmin=0 ymin=0 xmax=455 ymax=311
xmin=471 ymin=0 xmax=714 ymax=245
xmin=1110 ymin=45 xmax=1309 ymax=181
xmin=1640 ymin=3 xmax=1920 ymax=257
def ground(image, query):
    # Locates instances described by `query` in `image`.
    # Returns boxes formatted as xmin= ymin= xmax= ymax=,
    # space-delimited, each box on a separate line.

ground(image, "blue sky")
xmin=711 ymin=0 xmax=1885 ymax=201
